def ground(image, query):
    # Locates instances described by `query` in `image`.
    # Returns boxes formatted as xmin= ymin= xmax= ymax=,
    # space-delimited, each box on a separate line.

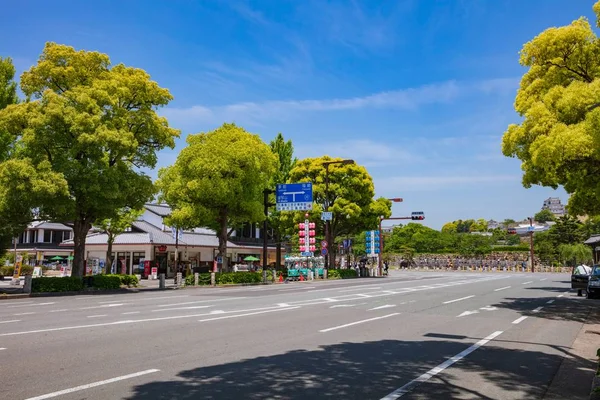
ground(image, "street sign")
xmin=527 ymin=226 xmax=535 ymax=232
xmin=216 ymin=256 xmax=223 ymax=263
xmin=321 ymin=248 xmax=328 ymax=256
xmin=321 ymin=212 xmax=332 ymax=221
xmin=301 ymin=251 xmax=314 ymax=257
xmin=276 ymin=183 xmax=313 ymax=211
xmin=321 ymin=240 xmax=328 ymax=248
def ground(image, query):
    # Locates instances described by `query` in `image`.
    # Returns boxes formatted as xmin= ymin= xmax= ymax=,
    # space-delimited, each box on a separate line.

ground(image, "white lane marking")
xmin=357 ymin=294 xmax=372 ymax=298
xmin=330 ymin=303 xmax=367 ymax=309
xmin=564 ymin=290 xmax=570 ymax=294
xmin=380 ymin=331 xmax=503 ymax=399
xmin=338 ymin=286 xmax=381 ymax=293
xmin=546 ymin=299 xmax=554 ymax=304
xmin=319 ymin=313 xmax=400 ymax=333
xmin=0 ymin=301 xmax=34 ymax=305
xmin=50 ymin=309 xmax=68 ymax=313
xmin=0 ymin=320 xmax=20 ymax=324
xmin=199 ymin=307 xmax=300 ymax=322
xmin=0 ymin=348 xmax=5 ymax=350
xmin=74 ymin=295 xmax=116 ymax=300
xmin=533 ymin=307 xmax=543 ymax=313
xmin=558 ymin=294 xmax=564 ymax=298
xmin=7 ymin=302 xmax=55 ymax=308
xmin=522 ymin=281 xmax=533 ymax=285
xmin=122 ymin=311 xmax=140 ymax=315
xmin=479 ymin=306 xmax=497 ymax=311
xmin=14 ymin=312 xmax=35 ymax=316
xmin=0 ymin=305 xmax=300 ymax=337
xmin=87 ymin=315 xmax=107 ymax=318
xmin=540 ymin=278 xmax=547 ymax=281
xmin=79 ymin=304 xmax=124 ymax=310
xmin=277 ymin=303 xmax=290 ymax=307
xmin=98 ymin=300 xmax=130 ymax=304
xmin=24 ymin=369 xmax=160 ymax=400
xmin=443 ymin=295 xmax=475 ymax=304
xmin=152 ymin=305 xmax=212 ymax=312
xmin=368 ymin=304 xmax=396 ymax=311
xmin=457 ymin=310 xmax=479 ymax=317
xmin=494 ymin=286 xmax=511 ymax=292
xmin=210 ymin=310 xmax=226 ymax=314
xmin=278 ymin=286 xmax=315 ymax=291
xmin=155 ymin=297 xmax=246 ymax=307
xmin=512 ymin=316 xmax=528 ymax=324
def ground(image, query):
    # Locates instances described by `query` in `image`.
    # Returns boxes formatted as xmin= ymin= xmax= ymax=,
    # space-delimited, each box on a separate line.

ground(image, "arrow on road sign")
xmin=321 ymin=240 xmax=328 ymax=248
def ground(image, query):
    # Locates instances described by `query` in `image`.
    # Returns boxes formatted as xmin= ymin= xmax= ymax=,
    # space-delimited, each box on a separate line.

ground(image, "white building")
xmin=542 ymin=197 xmax=566 ymax=217
xmin=60 ymin=203 xmax=280 ymax=277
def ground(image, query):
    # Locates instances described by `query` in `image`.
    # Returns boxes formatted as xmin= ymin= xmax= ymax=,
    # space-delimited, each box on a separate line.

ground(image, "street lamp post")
xmin=323 ymin=159 xmax=354 ymax=269
xmin=378 ymin=198 xmax=403 ymax=276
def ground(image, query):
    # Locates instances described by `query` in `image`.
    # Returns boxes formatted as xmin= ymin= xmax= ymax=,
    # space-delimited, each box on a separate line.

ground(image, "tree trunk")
xmin=218 ymin=211 xmax=229 ymax=272
xmin=275 ymin=231 xmax=282 ymax=269
xmin=106 ymin=234 xmax=114 ymax=274
xmin=72 ymin=218 xmax=91 ymax=278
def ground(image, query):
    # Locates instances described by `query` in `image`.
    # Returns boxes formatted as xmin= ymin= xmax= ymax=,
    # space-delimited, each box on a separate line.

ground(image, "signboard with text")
xmin=276 ymin=183 xmax=313 ymax=211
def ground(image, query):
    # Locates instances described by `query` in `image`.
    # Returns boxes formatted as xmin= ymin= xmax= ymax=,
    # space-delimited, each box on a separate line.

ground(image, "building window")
xmin=116 ymin=252 xmax=131 ymax=274
xmin=51 ymin=231 xmax=64 ymax=244
xmin=132 ymin=252 xmax=145 ymax=275
xmin=19 ymin=232 xmax=27 ymax=244
xmin=43 ymin=230 xmax=51 ymax=243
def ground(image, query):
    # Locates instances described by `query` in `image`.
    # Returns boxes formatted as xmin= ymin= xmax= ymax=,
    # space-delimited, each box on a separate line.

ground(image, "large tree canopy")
xmin=502 ymin=4 xmax=600 ymax=216
xmin=287 ymin=156 xmax=391 ymax=265
xmin=0 ymin=43 xmax=179 ymax=276
xmin=157 ymin=123 xmax=277 ymax=272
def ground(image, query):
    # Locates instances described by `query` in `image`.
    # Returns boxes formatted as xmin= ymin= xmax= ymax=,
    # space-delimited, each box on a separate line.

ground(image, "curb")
xmin=591 ymin=352 xmax=600 ymax=400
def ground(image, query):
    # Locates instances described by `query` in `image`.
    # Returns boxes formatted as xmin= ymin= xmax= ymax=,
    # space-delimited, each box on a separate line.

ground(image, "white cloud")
xmin=375 ymin=174 xmax=518 ymax=192
xmin=162 ymin=78 xmax=518 ymax=130
xmin=295 ymin=139 xmax=419 ymax=168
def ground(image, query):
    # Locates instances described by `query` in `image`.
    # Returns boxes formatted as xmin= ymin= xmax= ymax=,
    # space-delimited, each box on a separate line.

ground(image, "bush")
xmin=0 ymin=265 xmax=34 ymax=276
xmin=216 ymin=271 xmax=262 ymax=285
xmin=91 ymin=275 xmax=122 ymax=290
xmin=117 ymin=274 xmax=138 ymax=287
xmin=32 ymin=277 xmax=84 ymax=293
xmin=327 ymin=269 xmax=358 ymax=280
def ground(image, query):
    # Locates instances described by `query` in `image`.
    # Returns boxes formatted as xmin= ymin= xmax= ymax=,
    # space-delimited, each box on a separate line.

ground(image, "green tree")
xmin=441 ymin=222 xmax=458 ymax=234
xmin=470 ymin=218 xmax=488 ymax=232
xmin=502 ymin=219 xmax=516 ymax=227
xmin=0 ymin=57 xmax=20 ymax=250
xmin=0 ymin=43 xmax=179 ymax=277
xmin=506 ymin=234 xmax=522 ymax=246
xmin=502 ymin=3 xmax=600 ymax=216
xmin=558 ymin=243 xmax=593 ymax=266
xmin=386 ymin=223 xmax=454 ymax=254
xmin=287 ymin=156 xmax=391 ymax=267
xmin=578 ymin=215 xmax=600 ymax=239
xmin=98 ymin=208 xmax=143 ymax=273
xmin=548 ymin=215 xmax=584 ymax=245
xmin=533 ymin=231 xmax=557 ymax=265
xmin=534 ymin=209 xmax=555 ymax=223
xmin=268 ymin=133 xmax=297 ymax=268
xmin=455 ymin=234 xmax=492 ymax=257
xmin=157 ymin=123 xmax=277 ymax=272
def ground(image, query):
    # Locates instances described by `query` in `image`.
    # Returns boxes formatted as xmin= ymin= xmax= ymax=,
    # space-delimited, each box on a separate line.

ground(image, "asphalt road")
xmin=0 ymin=271 xmax=596 ymax=400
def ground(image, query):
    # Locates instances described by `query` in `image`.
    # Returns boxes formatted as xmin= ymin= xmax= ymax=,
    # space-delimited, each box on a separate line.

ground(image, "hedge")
xmin=185 ymin=271 xmax=273 ymax=286
xmin=0 ymin=265 xmax=34 ymax=276
xmin=327 ymin=269 xmax=358 ymax=279
xmin=32 ymin=277 xmax=84 ymax=293
xmin=90 ymin=275 xmax=122 ymax=290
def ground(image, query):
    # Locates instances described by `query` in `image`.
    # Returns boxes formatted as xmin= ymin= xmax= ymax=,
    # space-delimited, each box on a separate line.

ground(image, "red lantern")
xmin=309 ymin=222 xmax=315 ymax=229
xmin=298 ymin=223 xmax=305 ymax=229
xmin=309 ymin=230 xmax=315 ymax=236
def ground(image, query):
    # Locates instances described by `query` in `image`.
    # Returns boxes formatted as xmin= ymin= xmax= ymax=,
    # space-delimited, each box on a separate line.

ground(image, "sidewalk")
xmin=543 ymin=305 xmax=600 ymax=399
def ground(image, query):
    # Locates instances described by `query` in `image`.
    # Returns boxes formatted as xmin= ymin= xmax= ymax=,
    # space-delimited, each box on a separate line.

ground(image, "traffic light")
xmin=411 ymin=212 xmax=425 ymax=220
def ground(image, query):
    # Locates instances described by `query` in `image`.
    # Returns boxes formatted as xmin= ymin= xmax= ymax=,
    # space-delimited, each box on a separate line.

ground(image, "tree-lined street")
xmin=1 ymin=272 xmax=596 ymax=400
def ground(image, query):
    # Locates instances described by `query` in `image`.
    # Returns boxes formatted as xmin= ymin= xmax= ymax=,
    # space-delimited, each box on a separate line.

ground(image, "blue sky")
xmin=2 ymin=0 xmax=591 ymax=229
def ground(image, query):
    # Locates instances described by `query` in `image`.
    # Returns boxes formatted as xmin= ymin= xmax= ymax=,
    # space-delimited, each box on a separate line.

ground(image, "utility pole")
xmin=528 ymin=217 xmax=535 ymax=273
xmin=263 ymin=188 xmax=275 ymax=283
xmin=378 ymin=198 xmax=403 ymax=276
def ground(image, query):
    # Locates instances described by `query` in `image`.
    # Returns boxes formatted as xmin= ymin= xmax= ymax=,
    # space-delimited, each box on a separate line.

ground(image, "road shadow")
xmin=126 ymin=337 xmax=586 ymax=400
xmin=490 ymin=296 xmax=600 ymax=324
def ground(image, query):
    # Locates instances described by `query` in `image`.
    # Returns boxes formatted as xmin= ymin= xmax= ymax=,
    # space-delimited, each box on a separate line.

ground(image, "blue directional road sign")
xmin=321 ymin=248 xmax=328 ymax=256
xmin=301 ymin=251 xmax=314 ymax=257
xmin=276 ymin=183 xmax=313 ymax=211
xmin=365 ymin=230 xmax=380 ymax=256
